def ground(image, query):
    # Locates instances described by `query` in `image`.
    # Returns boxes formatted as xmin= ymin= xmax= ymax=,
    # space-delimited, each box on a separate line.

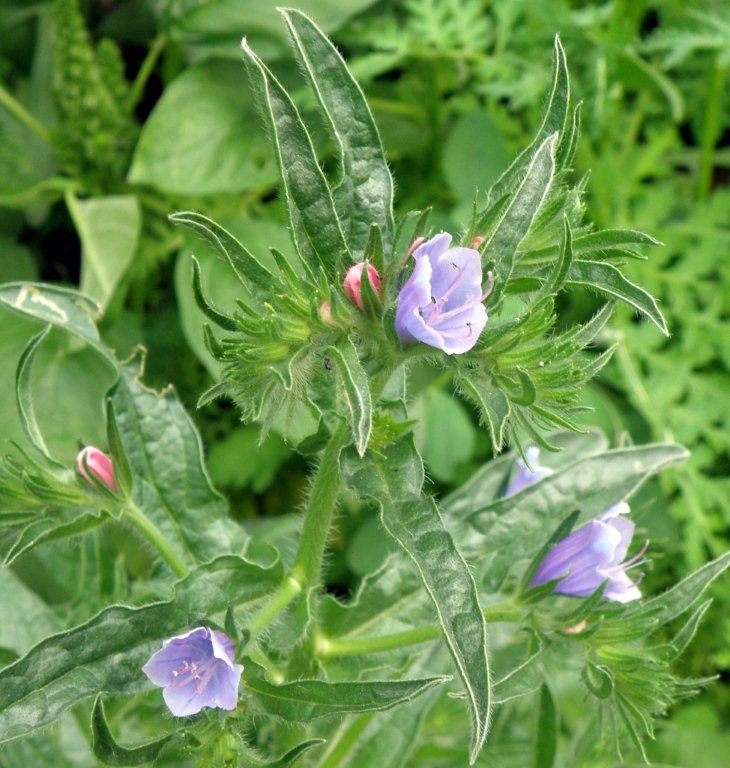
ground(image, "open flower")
xmin=530 ymin=503 xmax=644 ymax=603
xmin=76 ymin=446 xmax=117 ymax=494
xmin=395 ymin=233 xmax=491 ymax=354
xmin=142 ymin=627 xmax=243 ymax=716
xmin=505 ymin=446 xmax=553 ymax=497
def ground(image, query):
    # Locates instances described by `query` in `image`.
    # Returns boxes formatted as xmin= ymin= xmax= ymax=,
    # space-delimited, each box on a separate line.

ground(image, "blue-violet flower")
xmin=143 ymin=627 xmax=243 ymax=716
xmin=529 ymin=503 xmax=644 ymax=603
xmin=505 ymin=446 xmax=553 ymax=496
xmin=395 ymin=233 xmax=492 ymax=354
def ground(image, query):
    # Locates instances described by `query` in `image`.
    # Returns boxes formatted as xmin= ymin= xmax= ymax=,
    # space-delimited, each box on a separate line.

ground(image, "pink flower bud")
xmin=343 ymin=263 xmax=382 ymax=311
xmin=76 ymin=446 xmax=118 ymax=493
xmin=470 ymin=236 xmax=485 ymax=249
xmin=318 ymin=300 xmax=335 ymax=327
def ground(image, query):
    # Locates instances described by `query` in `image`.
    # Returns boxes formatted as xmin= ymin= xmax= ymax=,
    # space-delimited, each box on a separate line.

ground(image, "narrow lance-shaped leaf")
xmin=282 ymin=9 xmax=394 ymax=258
xmin=170 ymin=211 xmax=278 ymax=298
xmin=342 ymin=437 xmax=492 ymax=764
xmin=0 ymin=555 xmax=283 ymax=743
xmin=325 ymin=338 xmax=372 ymax=456
xmin=91 ymin=695 xmax=174 ymax=766
xmin=191 ymin=255 xmax=238 ymax=331
xmin=243 ymin=660 xmax=447 ymax=722
xmin=240 ymin=38 xmax=349 ymax=281
xmin=532 ymin=684 xmax=558 ymax=768
xmin=457 ymin=376 xmax=511 ymax=453
xmin=487 ymin=35 xmax=569 ymax=202
xmin=481 ymin=134 xmax=558 ymax=306
xmin=565 ymin=260 xmax=668 ymax=335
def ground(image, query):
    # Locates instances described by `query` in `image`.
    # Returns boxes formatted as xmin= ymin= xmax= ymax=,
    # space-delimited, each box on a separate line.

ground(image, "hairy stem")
xmin=247 ymin=426 xmax=348 ymax=640
xmin=123 ymin=501 xmax=189 ymax=579
xmin=315 ymin=601 xmax=520 ymax=660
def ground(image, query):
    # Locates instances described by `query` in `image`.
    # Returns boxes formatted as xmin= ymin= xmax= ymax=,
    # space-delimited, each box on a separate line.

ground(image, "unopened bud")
xmin=76 ymin=446 xmax=118 ymax=493
xmin=318 ymin=300 xmax=336 ymax=327
xmin=343 ymin=263 xmax=382 ymax=311
xmin=471 ymin=236 xmax=485 ymax=249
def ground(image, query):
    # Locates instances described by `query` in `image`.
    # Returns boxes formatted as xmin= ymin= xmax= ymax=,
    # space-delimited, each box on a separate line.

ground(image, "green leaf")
xmin=262 ymin=740 xmax=325 ymax=768
xmin=461 ymin=443 xmax=688 ymax=560
xmin=483 ymin=134 xmax=557 ymax=303
xmin=566 ymin=260 xmax=668 ymax=335
xmin=343 ymin=436 xmax=492 ymax=764
xmin=456 ymin=377 xmax=511 ymax=453
xmin=325 ymin=339 xmax=372 ymax=457
xmin=0 ymin=569 xmax=60 ymax=656
xmin=170 ymin=211 xmax=279 ymax=298
xmin=380 ymin=495 xmax=490 ymax=763
xmin=0 ymin=283 xmax=116 ymax=368
xmin=162 ymin=0 xmax=379 ymax=61
xmin=91 ymin=695 xmax=174 ymax=766
xmin=625 ymin=551 xmax=730 ymax=627
xmin=241 ymin=37 xmax=349 ymax=280
xmin=282 ymin=9 xmax=394 ymax=257
xmin=415 ymin=389 xmax=476 ymax=483
xmin=0 ymin=556 xmax=283 ymax=743
xmin=15 ymin=326 xmax=59 ymax=465
xmin=492 ymin=644 xmax=545 ymax=705
xmin=110 ymin=358 xmax=246 ymax=565
xmin=532 ymin=683 xmax=558 ymax=768
xmin=190 ymin=255 xmax=238 ymax=331
xmin=244 ymin=660 xmax=446 ymax=722
xmin=128 ymin=61 xmax=276 ymax=195
xmin=65 ymin=193 xmax=140 ymax=311
xmin=488 ymin=36 xmax=569 ymax=202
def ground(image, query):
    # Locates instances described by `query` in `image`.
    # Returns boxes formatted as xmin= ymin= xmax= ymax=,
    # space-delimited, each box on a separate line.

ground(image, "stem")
xmin=0 ymin=83 xmax=51 ymax=143
xmin=128 ymin=34 xmax=167 ymax=111
xmin=697 ymin=56 xmax=727 ymax=202
xmin=245 ymin=427 xmax=348 ymax=640
xmin=315 ymin=602 xmax=521 ymax=660
xmin=291 ymin=426 xmax=348 ymax=587
xmin=247 ymin=573 xmax=303 ymax=642
xmin=122 ymin=501 xmax=189 ymax=579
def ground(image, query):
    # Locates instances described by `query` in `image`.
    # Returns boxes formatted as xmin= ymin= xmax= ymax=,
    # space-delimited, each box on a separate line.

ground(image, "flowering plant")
xmin=0 ymin=9 xmax=727 ymax=768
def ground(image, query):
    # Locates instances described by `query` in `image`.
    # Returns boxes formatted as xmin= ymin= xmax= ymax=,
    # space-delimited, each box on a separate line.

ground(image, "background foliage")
xmin=1 ymin=0 xmax=730 ymax=765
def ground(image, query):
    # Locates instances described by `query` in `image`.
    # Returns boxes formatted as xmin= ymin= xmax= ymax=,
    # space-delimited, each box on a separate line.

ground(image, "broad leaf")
xmin=0 ymin=283 xmax=115 ymax=368
xmin=110 ymin=358 xmax=246 ymax=565
xmin=0 ymin=556 xmax=283 ymax=742
xmin=241 ymin=38 xmax=349 ymax=280
xmin=283 ymin=9 xmax=394 ymax=258
xmin=66 ymin=194 xmax=140 ymax=310
xmin=460 ymin=443 xmax=688 ymax=560
xmin=128 ymin=61 xmax=276 ymax=195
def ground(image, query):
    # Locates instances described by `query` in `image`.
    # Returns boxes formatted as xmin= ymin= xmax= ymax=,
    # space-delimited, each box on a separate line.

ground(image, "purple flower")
xmin=505 ymin=446 xmax=553 ymax=497
xmin=142 ymin=627 xmax=243 ymax=716
xmin=530 ymin=503 xmax=645 ymax=604
xmin=395 ymin=233 xmax=491 ymax=355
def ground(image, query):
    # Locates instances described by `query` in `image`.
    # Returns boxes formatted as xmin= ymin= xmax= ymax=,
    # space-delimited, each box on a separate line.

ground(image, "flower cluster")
xmin=506 ymin=448 xmax=644 ymax=603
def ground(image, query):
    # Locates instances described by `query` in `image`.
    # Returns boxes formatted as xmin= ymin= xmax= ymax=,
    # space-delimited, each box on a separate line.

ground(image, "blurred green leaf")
xmin=65 ymin=194 xmax=140 ymax=311
xmin=129 ymin=61 xmax=276 ymax=196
